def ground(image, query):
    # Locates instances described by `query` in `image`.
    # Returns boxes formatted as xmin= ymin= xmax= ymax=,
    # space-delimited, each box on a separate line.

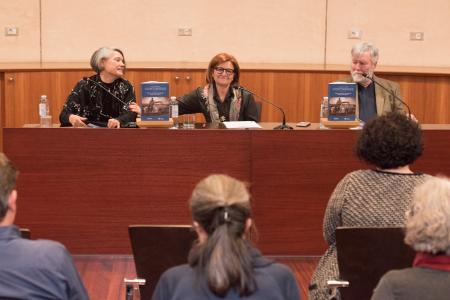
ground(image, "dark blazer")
xmin=178 ymin=86 xmax=259 ymax=122
xmin=343 ymin=75 xmax=404 ymax=117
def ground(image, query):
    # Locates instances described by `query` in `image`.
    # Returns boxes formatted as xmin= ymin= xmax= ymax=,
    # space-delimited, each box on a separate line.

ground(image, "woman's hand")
xmin=107 ymin=118 xmax=121 ymax=128
xmin=129 ymin=102 xmax=141 ymax=115
xmin=69 ymin=114 xmax=88 ymax=127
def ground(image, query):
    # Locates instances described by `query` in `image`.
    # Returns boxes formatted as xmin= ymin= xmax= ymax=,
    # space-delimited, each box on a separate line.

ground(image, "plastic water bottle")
xmin=39 ymin=95 xmax=51 ymax=127
xmin=169 ymin=96 xmax=179 ymax=128
xmin=320 ymin=96 xmax=328 ymax=129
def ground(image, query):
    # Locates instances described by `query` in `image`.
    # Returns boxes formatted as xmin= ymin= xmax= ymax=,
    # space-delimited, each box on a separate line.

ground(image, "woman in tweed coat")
xmin=309 ymin=112 xmax=430 ymax=300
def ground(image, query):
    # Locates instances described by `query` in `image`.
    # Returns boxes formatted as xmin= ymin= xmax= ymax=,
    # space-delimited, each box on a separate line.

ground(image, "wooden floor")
xmin=74 ymin=255 xmax=319 ymax=300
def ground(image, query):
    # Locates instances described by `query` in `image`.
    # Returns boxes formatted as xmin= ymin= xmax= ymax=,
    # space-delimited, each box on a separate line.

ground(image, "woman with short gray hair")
xmin=59 ymin=47 xmax=137 ymax=128
xmin=371 ymin=176 xmax=450 ymax=300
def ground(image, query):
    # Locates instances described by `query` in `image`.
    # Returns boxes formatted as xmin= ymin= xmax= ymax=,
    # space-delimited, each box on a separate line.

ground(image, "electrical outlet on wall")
xmin=348 ymin=28 xmax=362 ymax=39
xmin=177 ymin=28 xmax=192 ymax=36
xmin=409 ymin=32 xmax=424 ymax=41
xmin=5 ymin=26 xmax=19 ymax=36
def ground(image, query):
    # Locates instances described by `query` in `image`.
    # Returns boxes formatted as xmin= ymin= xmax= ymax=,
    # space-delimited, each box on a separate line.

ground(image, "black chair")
xmin=128 ymin=225 xmax=196 ymax=299
xmin=19 ymin=228 xmax=31 ymax=239
xmin=255 ymin=101 xmax=262 ymax=122
xmin=335 ymin=226 xmax=415 ymax=300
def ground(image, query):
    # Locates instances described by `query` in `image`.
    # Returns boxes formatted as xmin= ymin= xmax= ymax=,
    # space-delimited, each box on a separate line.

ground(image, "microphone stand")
xmin=237 ymin=86 xmax=293 ymax=130
xmin=363 ymin=74 xmax=412 ymax=118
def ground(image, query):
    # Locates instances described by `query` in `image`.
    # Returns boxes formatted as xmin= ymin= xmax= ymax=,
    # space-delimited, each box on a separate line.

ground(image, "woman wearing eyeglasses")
xmin=178 ymin=53 xmax=259 ymax=123
xmin=59 ymin=47 xmax=137 ymax=128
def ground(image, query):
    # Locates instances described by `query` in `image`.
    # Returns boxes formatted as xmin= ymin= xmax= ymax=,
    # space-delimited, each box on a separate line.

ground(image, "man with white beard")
xmin=343 ymin=42 xmax=404 ymax=123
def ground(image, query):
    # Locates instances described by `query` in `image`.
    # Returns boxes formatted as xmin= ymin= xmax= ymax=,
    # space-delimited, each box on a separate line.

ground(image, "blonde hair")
xmin=405 ymin=176 xmax=450 ymax=254
xmin=188 ymin=174 xmax=255 ymax=296
xmin=190 ymin=174 xmax=250 ymax=210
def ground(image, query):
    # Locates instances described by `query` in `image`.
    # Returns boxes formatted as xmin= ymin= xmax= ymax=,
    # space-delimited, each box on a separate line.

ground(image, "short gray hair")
xmin=0 ymin=153 xmax=18 ymax=220
xmin=405 ymin=176 xmax=450 ymax=255
xmin=90 ymin=47 xmax=126 ymax=74
xmin=351 ymin=42 xmax=379 ymax=65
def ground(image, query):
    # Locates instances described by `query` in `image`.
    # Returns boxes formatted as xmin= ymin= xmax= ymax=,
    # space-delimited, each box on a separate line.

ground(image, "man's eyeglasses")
xmin=214 ymin=67 xmax=235 ymax=75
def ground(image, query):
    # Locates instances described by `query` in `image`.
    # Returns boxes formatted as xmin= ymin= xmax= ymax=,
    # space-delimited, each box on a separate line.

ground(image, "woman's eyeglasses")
xmin=214 ymin=67 xmax=235 ymax=75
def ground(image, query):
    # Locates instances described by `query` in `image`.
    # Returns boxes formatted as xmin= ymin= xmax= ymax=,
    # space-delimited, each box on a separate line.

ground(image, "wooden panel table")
xmin=3 ymin=123 xmax=450 ymax=255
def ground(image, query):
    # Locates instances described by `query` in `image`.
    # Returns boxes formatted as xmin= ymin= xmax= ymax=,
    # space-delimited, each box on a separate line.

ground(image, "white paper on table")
xmin=222 ymin=121 xmax=262 ymax=129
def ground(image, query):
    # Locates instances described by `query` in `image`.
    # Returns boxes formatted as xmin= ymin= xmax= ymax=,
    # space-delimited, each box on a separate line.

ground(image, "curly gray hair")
xmin=351 ymin=42 xmax=379 ymax=65
xmin=405 ymin=176 xmax=450 ymax=255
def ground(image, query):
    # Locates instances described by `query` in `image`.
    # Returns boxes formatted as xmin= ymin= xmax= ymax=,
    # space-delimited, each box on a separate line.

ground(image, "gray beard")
xmin=351 ymin=71 xmax=372 ymax=86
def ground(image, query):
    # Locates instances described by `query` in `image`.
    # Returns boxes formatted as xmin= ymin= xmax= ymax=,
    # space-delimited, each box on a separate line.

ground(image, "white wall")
xmin=0 ymin=0 xmax=449 ymax=67
xmin=0 ymin=0 xmax=41 ymax=62
xmin=326 ymin=0 xmax=450 ymax=67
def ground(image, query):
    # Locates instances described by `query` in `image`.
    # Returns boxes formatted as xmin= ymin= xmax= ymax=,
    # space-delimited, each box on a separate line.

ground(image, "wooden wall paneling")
xmin=0 ymin=73 xmax=4 ymax=151
xmin=378 ymin=74 xmax=450 ymax=124
xmin=125 ymin=70 xmax=173 ymax=103
xmin=240 ymin=70 xmax=350 ymax=123
xmin=2 ymin=69 xmax=450 ymax=128
xmin=240 ymin=71 xmax=303 ymax=123
xmin=272 ymin=72 xmax=301 ymax=123
xmin=125 ymin=69 xmax=205 ymax=102
xmin=422 ymin=76 xmax=450 ymax=124
xmin=298 ymin=71 xmax=347 ymax=122
xmin=171 ymin=70 xmax=205 ymax=97
xmin=4 ymin=70 xmax=92 ymax=128
xmin=240 ymin=71 xmax=273 ymax=122
xmin=394 ymin=75 xmax=428 ymax=122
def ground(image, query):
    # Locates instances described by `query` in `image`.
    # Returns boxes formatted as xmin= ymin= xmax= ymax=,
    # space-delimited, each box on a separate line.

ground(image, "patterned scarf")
xmin=413 ymin=252 xmax=450 ymax=271
xmin=202 ymin=84 xmax=242 ymax=122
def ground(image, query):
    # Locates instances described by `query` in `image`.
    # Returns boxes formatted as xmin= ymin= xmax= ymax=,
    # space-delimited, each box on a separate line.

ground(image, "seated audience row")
xmin=309 ymin=112 xmax=430 ymax=300
xmin=371 ymin=176 xmax=450 ymax=300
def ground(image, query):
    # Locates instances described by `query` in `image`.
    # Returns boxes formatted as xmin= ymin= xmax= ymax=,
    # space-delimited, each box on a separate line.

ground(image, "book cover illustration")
xmin=140 ymin=81 xmax=170 ymax=121
xmin=328 ymin=82 xmax=357 ymax=121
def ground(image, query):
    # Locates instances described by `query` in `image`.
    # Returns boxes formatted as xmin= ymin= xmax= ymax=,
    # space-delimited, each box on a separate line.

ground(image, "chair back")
xmin=128 ymin=225 xmax=196 ymax=299
xmin=256 ymin=101 xmax=262 ymax=122
xmin=20 ymin=228 xmax=31 ymax=239
xmin=336 ymin=226 xmax=415 ymax=300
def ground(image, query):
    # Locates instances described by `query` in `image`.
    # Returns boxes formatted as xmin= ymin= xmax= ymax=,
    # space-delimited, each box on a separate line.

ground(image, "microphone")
xmin=362 ymin=73 xmax=412 ymax=118
xmin=235 ymin=86 xmax=293 ymax=130
xmin=83 ymin=77 xmax=129 ymax=107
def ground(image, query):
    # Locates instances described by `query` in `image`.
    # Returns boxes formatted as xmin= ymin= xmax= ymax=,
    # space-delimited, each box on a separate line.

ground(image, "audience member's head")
xmin=188 ymin=174 xmax=254 ymax=296
xmin=405 ymin=176 xmax=450 ymax=255
xmin=0 ymin=153 xmax=18 ymax=223
xmin=356 ymin=112 xmax=423 ymax=169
